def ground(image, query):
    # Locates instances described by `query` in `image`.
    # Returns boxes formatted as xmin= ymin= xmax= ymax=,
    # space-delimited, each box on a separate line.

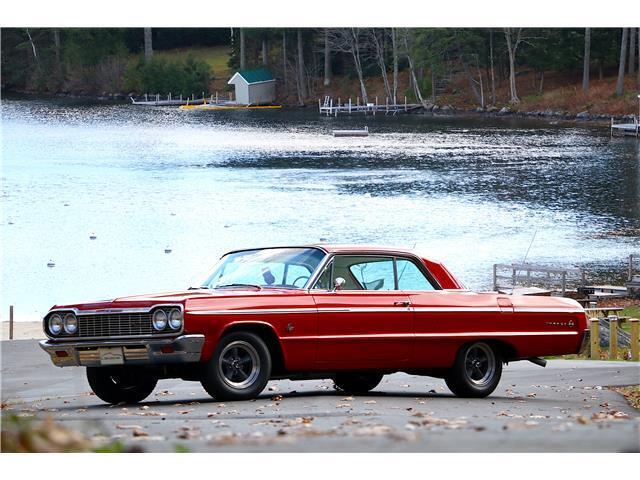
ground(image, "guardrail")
xmin=589 ymin=317 xmax=639 ymax=361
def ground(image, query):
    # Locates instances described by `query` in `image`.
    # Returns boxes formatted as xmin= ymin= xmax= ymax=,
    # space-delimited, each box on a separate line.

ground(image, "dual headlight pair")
xmin=48 ymin=313 xmax=77 ymax=335
xmin=152 ymin=308 xmax=182 ymax=331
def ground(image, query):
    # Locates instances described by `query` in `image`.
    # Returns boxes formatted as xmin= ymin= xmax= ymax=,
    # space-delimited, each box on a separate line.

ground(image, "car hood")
xmin=50 ymin=288 xmax=303 ymax=312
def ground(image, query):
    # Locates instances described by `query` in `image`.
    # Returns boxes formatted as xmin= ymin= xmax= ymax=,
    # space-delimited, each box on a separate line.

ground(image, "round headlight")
xmin=63 ymin=313 xmax=78 ymax=334
xmin=168 ymin=308 xmax=182 ymax=330
xmin=152 ymin=309 xmax=168 ymax=331
xmin=48 ymin=314 xmax=63 ymax=335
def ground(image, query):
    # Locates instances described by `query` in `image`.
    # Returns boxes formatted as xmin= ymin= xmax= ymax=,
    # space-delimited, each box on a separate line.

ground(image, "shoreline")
xmin=3 ymin=90 xmax=634 ymax=125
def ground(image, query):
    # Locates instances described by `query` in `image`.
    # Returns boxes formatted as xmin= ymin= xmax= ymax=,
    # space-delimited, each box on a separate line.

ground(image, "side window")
xmin=396 ymin=258 xmax=435 ymax=291
xmin=346 ymin=257 xmax=395 ymax=291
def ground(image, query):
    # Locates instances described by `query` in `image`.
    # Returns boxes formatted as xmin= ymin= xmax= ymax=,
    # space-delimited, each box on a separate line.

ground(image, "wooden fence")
xmin=589 ymin=317 xmax=639 ymax=361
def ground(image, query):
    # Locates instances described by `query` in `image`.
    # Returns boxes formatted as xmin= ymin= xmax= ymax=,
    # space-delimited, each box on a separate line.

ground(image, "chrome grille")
xmin=78 ymin=313 xmax=154 ymax=338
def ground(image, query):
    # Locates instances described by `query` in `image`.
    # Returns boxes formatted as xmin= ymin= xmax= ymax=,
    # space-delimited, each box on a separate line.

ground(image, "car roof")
xmin=226 ymin=244 xmax=439 ymax=263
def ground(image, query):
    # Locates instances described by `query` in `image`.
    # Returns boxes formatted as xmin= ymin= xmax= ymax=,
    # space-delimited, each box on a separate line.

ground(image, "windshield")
xmin=201 ymin=247 xmax=326 ymax=289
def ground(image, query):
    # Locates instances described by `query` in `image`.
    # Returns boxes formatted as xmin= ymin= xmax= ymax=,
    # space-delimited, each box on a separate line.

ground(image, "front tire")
xmin=445 ymin=342 xmax=502 ymax=398
xmin=86 ymin=366 xmax=157 ymax=405
xmin=200 ymin=332 xmax=271 ymax=401
xmin=334 ymin=372 xmax=384 ymax=394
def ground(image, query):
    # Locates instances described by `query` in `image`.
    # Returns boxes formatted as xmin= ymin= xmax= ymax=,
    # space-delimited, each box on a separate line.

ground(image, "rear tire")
xmin=200 ymin=332 xmax=271 ymax=401
xmin=334 ymin=372 xmax=384 ymax=394
xmin=86 ymin=366 xmax=157 ymax=405
xmin=445 ymin=342 xmax=502 ymax=398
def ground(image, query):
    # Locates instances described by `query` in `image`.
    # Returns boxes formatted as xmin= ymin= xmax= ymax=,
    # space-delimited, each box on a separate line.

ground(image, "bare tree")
xmin=391 ymin=28 xmax=398 ymax=103
xmin=629 ymin=28 xmax=636 ymax=75
xmin=503 ymin=28 xmax=524 ymax=104
xmin=240 ymin=28 xmax=246 ymax=70
xmin=326 ymin=28 xmax=368 ymax=103
xmin=489 ymin=29 xmax=496 ymax=104
xmin=282 ymin=30 xmax=287 ymax=88
xmin=25 ymin=28 xmax=38 ymax=63
xmin=323 ymin=29 xmax=332 ymax=87
xmin=616 ymin=28 xmax=628 ymax=96
xmin=262 ymin=38 xmax=268 ymax=66
xmin=582 ymin=28 xmax=590 ymax=93
xmin=144 ymin=28 xmax=153 ymax=61
xmin=397 ymin=28 xmax=423 ymax=104
xmin=368 ymin=29 xmax=392 ymax=100
xmin=296 ymin=28 xmax=307 ymax=102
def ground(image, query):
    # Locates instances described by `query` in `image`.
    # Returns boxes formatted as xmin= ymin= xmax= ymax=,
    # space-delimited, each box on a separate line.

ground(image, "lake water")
xmin=1 ymin=97 xmax=638 ymax=320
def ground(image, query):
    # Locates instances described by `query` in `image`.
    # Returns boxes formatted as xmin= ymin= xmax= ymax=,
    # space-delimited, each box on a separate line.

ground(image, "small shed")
xmin=227 ymin=68 xmax=276 ymax=105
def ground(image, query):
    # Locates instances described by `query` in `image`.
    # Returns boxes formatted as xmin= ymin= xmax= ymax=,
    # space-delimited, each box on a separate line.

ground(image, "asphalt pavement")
xmin=2 ymin=339 xmax=639 ymax=452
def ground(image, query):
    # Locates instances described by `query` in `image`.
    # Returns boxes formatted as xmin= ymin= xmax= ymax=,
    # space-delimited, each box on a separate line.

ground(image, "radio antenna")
xmin=512 ymin=228 xmax=538 ymax=294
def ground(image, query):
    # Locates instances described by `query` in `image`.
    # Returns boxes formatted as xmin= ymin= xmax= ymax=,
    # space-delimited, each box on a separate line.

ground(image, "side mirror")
xmin=333 ymin=277 xmax=346 ymax=291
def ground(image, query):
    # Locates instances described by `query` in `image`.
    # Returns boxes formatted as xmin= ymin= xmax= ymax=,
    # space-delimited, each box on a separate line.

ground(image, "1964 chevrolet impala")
xmin=40 ymin=245 xmax=589 ymax=404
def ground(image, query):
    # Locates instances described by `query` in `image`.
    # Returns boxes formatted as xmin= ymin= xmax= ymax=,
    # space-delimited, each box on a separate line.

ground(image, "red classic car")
xmin=40 ymin=245 xmax=588 ymax=404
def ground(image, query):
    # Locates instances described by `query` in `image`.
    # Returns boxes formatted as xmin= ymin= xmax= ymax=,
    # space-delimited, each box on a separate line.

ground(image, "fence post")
xmin=561 ymin=271 xmax=567 ymax=296
xmin=608 ymin=316 xmax=618 ymax=360
xmin=629 ymin=254 xmax=634 ymax=281
xmin=9 ymin=305 xmax=14 ymax=340
xmin=630 ymin=318 xmax=639 ymax=362
xmin=589 ymin=318 xmax=599 ymax=360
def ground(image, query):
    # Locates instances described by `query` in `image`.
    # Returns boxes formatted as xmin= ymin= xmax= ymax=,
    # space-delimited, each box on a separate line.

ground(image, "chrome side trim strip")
xmin=190 ymin=306 xmax=581 ymax=316
xmin=282 ymin=331 xmax=579 ymax=341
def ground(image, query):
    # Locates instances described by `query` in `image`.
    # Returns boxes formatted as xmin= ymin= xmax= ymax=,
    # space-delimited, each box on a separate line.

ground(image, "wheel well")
xmin=459 ymin=339 xmax=518 ymax=363
xmin=221 ymin=324 xmax=285 ymax=375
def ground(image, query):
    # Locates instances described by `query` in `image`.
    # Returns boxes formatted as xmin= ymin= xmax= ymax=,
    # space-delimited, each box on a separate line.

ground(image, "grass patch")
xmin=137 ymin=46 xmax=231 ymax=77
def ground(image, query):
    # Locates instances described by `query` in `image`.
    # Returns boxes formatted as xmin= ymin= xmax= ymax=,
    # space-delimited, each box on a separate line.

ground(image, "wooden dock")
xmin=493 ymin=263 xmax=585 ymax=296
xmin=319 ymin=96 xmax=423 ymax=116
xmin=610 ymin=117 xmax=639 ymax=137
xmin=130 ymin=93 xmax=206 ymax=106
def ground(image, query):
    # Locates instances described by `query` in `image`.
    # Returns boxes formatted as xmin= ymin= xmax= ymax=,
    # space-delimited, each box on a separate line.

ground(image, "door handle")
xmin=394 ymin=301 xmax=411 ymax=307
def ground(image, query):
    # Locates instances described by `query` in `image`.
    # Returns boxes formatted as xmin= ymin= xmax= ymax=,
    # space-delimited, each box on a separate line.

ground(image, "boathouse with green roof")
xmin=227 ymin=68 xmax=276 ymax=105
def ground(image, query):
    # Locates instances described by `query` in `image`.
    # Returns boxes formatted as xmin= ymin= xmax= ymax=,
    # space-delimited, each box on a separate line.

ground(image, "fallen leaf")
xmin=364 ymin=400 xmax=377 ymax=404
xmin=117 ymin=424 xmax=143 ymax=430
xmin=132 ymin=429 xmax=148 ymax=437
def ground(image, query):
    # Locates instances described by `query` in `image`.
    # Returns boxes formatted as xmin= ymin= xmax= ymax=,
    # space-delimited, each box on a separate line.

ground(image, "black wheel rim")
xmin=463 ymin=343 xmax=495 ymax=387
xmin=218 ymin=340 xmax=260 ymax=389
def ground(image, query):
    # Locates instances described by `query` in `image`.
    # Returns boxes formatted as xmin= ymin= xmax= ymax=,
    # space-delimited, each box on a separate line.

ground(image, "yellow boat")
xmin=179 ymin=104 xmax=282 ymax=111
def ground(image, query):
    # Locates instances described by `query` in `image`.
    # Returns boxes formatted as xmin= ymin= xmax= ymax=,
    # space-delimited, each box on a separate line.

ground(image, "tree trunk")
xmin=297 ymin=28 xmax=307 ymax=102
xmin=53 ymin=28 xmax=62 ymax=83
xmin=391 ymin=28 xmax=398 ymax=103
xmin=462 ymin=59 xmax=482 ymax=105
xmin=262 ymin=38 xmax=268 ymax=66
xmin=489 ymin=30 xmax=496 ymax=105
xmin=406 ymin=53 xmax=423 ymax=104
xmin=240 ymin=28 xmax=246 ymax=70
xmin=323 ymin=30 xmax=332 ymax=87
xmin=628 ymin=27 xmax=636 ymax=75
xmin=371 ymin=29 xmax=391 ymax=100
xmin=282 ymin=31 xmax=287 ymax=88
xmin=144 ymin=28 xmax=153 ymax=62
xmin=504 ymin=28 xmax=521 ymax=104
xmin=638 ymin=28 xmax=640 ymax=87
xmin=582 ymin=28 xmax=590 ymax=93
xmin=616 ymin=28 xmax=628 ymax=96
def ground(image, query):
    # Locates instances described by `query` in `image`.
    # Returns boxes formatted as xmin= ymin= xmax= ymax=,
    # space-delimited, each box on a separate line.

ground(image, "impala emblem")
xmin=286 ymin=323 xmax=295 ymax=333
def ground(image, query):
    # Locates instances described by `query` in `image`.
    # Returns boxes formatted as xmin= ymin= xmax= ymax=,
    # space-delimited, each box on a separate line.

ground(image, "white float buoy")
xmin=47 ymin=260 xmax=55 ymax=268
xmin=170 ymin=212 xmax=176 ymax=216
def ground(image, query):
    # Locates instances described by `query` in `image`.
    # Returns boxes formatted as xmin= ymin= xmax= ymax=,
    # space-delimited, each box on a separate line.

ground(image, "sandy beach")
xmin=1 ymin=321 xmax=44 ymax=340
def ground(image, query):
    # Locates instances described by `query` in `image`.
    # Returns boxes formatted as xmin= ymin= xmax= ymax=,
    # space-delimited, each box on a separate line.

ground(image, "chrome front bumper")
xmin=39 ymin=334 xmax=205 ymax=367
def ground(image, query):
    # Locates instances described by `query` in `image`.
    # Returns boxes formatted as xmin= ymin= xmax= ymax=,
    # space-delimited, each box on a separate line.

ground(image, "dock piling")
xmin=9 ymin=305 xmax=13 ymax=340
xmin=609 ymin=316 xmax=619 ymax=360
xmin=589 ymin=318 xmax=599 ymax=359
xmin=630 ymin=318 xmax=639 ymax=361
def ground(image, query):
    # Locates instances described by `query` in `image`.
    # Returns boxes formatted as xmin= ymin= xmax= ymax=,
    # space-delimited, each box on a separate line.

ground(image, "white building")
xmin=227 ymin=68 xmax=276 ymax=105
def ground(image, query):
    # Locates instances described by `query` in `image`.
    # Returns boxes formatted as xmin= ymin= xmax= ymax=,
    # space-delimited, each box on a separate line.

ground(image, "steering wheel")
xmin=291 ymin=275 xmax=310 ymax=287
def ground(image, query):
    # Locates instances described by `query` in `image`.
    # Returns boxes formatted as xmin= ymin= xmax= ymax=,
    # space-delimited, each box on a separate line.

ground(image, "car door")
xmin=311 ymin=255 xmax=413 ymax=369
